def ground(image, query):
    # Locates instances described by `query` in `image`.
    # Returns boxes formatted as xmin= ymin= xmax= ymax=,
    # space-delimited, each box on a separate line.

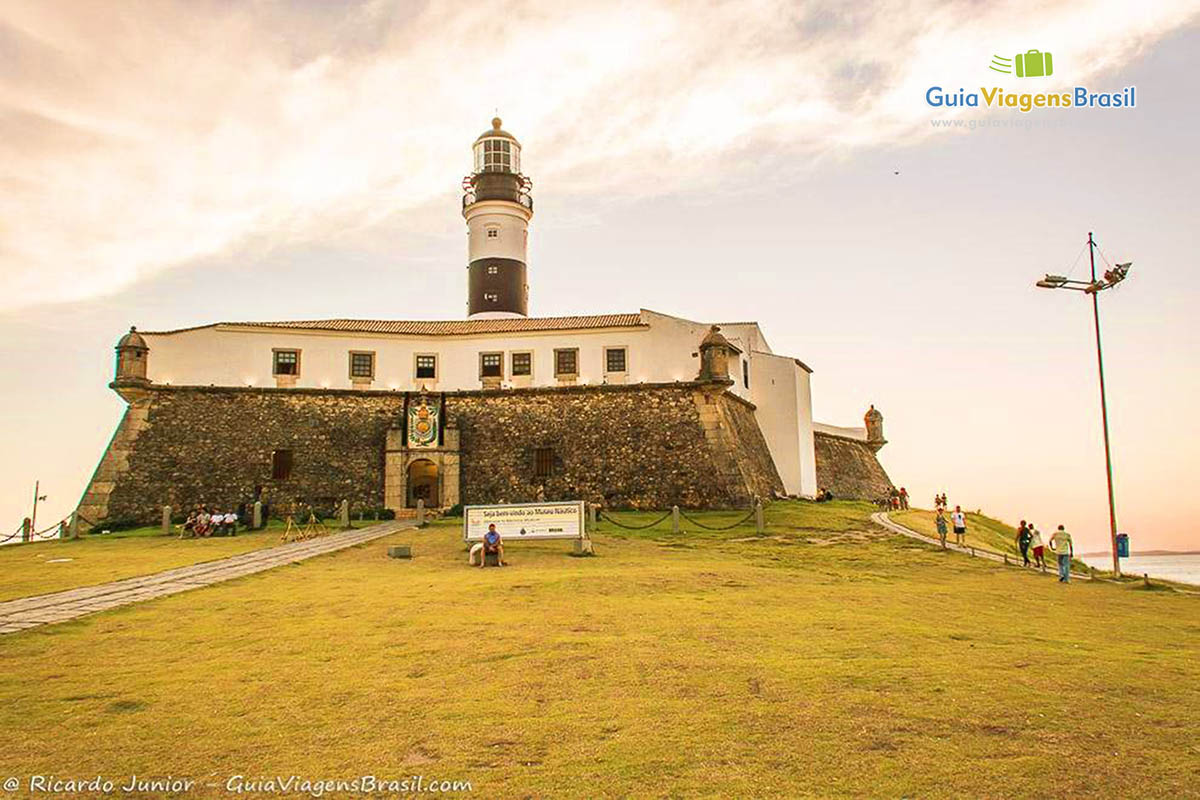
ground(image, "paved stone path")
xmin=0 ymin=521 xmax=410 ymax=635
xmin=872 ymin=511 xmax=1094 ymax=580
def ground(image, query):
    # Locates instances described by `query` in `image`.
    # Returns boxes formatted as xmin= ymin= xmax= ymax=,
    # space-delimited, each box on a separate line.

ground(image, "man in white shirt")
xmin=951 ymin=506 xmax=967 ymax=545
xmin=1049 ymin=525 xmax=1074 ymax=583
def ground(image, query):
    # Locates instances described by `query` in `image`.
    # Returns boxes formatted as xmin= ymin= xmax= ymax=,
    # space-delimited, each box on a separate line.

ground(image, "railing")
xmin=462 ymin=172 xmax=533 ymax=211
xmin=2 ymin=511 xmax=95 ymax=545
xmin=462 ymin=190 xmax=533 ymax=211
xmin=596 ymin=502 xmax=763 ymax=534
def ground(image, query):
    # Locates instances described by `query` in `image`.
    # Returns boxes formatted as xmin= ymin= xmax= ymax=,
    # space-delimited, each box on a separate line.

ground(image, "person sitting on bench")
xmin=480 ymin=523 xmax=506 ymax=568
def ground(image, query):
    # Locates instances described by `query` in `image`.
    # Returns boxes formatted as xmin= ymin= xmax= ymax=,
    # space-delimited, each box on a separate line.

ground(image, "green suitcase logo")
xmin=1015 ymin=49 xmax=1053 ymax=78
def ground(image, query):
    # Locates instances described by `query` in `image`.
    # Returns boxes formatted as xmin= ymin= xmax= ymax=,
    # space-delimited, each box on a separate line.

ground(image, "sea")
xmin=1080 ymin=553 xmax=1200 ymax=587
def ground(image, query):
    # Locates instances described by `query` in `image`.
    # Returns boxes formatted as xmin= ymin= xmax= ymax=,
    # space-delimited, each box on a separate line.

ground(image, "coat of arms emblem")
xmin=407 ymin=394 xmax=440 ymax=449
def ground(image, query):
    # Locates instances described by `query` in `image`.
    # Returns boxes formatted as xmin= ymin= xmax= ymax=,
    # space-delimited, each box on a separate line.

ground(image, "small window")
xmin=555 ymin=348 xmax=578 ymax=376
xmin=487 ymin=265 xmax=498 ymax=274
xmin=605 ymin=347 xmax=627 ymax=373
xmin=271 ymin=449 xmax=293 ymax=480
xmin=480 ymin=352 xmax=503 ymax=378
xmin=743 ymin=359 xmax=750 ymax=389
xmin=487 ymin=229 xmax=499 ymax=239
xmin=511 ymin=352 xmax=532 ymax=376
xmin=273 ymin=350 xmax=299 ymax=376
xmin=415 ymin=354 xmax=437 ymax=379
xmin=535 ymin=447 xmax=554 ymax=478
xmin=349 ymin=351 xmax=375 ymax=379
xmin=483 ymin=292 xmax=499 ymax=303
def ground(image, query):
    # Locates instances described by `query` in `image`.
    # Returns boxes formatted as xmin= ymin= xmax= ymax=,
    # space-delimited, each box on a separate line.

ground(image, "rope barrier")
xmin=677 ymin=508 xmax=757 ymax=531
xmin=32 ymin=520 xmax=64 ymax=537
xmin=597 ymin=509 xmax=673 ymax=530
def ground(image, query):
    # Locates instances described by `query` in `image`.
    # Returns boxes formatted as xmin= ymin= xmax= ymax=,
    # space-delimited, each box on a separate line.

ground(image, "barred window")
xmin=535 ymin=447 xmax=554 ymax=478
xmin=349 ymin=352 xmax=375 ymax=379
xmin=480 ymin=352 xmax=503 ymax=378
xmin=554 ymin=348 xmax=578 ymax=376
xmin=605 ymin=347 xmax=627 ymax=373
xmin=271 ymin=449 xmax=293 ymax=480
xmin=273 ymin=350 xmax=299 ymax=376
xmin=415 ymin=354 xmax=437 ymax=379
xmin=511 ymin=352 xmax=532 ymax=376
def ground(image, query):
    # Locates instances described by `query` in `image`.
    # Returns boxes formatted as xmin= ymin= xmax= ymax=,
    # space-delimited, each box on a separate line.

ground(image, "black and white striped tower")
xmin=462 ymin=117 xmax=533 ymax=318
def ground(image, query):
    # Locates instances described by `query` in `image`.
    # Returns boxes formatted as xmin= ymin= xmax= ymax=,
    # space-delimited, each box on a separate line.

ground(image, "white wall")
xmin=144 ymin=325 xmax=658 ymax=392
xmin=749 ymin=351 xmax=816 ymax=498
xmin=465 ymin=200 xmax=529 ymax=264
xmin=812 ymin=422 xmax=868 ymax=441
xmin=139 ymin=309 xmax=771 ymax=400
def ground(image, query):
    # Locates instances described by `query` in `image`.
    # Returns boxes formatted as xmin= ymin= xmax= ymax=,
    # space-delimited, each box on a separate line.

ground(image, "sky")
xmin=2 ymin=0 xmax=1198 ymax=552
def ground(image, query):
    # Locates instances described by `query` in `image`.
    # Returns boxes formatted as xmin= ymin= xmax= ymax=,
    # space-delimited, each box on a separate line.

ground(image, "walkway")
xmin=872 ymin=511 xmax=1093 ymax=580
xmin=0 ymin=521 xmax=411 ymax=635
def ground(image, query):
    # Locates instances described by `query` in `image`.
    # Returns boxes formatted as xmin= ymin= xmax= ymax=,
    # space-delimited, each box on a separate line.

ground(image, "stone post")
xmin=588 ymin=503 xmax=598 ymax=531
xmin=59 ymin=520 xmax=68 ymax=540
xmin=252 ymin=501 xmax=263 ymax=529
xmin=754 ymin=500 xmax=764 ymax=534
xmin=416 ymin=498 xmax=425 ymax=527
xmin=70 ymin=513 xmax=80 ymax=539
xmin=672 ymin=505 xmax=680 ymax=535
xmin=21 ymin=517 xmax=31 ymax=543
xmin=161 ymin=505 xmax=172 ymax=536
xmin=339 ymin=499 xmax=350 ymax=529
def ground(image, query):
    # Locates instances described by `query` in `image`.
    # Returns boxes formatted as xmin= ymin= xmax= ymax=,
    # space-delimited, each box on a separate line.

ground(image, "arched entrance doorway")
xmin=407 ymin=459 xmax=439 ymax=508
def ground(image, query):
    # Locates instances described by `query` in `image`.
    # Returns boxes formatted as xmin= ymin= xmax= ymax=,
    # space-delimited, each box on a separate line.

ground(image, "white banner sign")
xmin=463 ymin=501 xmax=585 ymax=542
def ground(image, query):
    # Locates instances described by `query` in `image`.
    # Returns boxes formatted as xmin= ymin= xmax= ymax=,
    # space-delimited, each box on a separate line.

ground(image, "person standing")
xmin=1029 ymin=524 xmax=1046 ymax=570
xmin=899 ymin=487 xmax=910 ymax=510
xmin=951 ymin=505 xmax=967 ymax=545
xmin=1016 ymin=520 xmax=1033 ymax=566
xmin=1049 ymin=525 xmax=1074 ymax=583
xmin=935 ymin=508 xmax=948 ymax=548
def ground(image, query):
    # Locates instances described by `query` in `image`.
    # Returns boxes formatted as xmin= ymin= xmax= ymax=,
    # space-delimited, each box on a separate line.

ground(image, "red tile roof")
xmin=146 ymin=314 xmax=646 ymax=337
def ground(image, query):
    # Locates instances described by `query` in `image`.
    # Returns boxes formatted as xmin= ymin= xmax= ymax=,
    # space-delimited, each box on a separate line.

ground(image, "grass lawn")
xmin=1 ymin=501 xmax=1197 ymax=798
xmin=0 ymin=521 xmax=295 ymax=603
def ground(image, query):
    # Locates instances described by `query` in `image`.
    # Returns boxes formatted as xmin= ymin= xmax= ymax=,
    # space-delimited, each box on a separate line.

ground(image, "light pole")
xmin=1036 ymin=232 xmax=1131 ymax=577
xmin=31 ymin=480 xmax=47 ymax=534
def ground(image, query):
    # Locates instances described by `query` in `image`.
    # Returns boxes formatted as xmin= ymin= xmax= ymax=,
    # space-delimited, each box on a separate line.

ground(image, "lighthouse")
xmin=462 ymin=117 xmax=533 ymax=318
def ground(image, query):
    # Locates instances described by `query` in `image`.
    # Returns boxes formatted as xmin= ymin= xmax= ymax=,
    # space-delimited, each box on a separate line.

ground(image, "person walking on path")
xmin=935 ymin=508 xmax=949 ymax=548
xmin=951 ymin=506 xmax=967 ymax=546
xmin=1016 ymin=521 xmax=1033 ymax=567
xmin=1049 ymin=525 xmax=1074 ymax=583
xmin=1029 ymin=524 xmax=1046 ymax=571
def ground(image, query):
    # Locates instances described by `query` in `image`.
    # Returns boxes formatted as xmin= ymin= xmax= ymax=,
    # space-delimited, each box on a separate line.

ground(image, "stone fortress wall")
xmin=813 ymin=432 xmax=894 ymax=501
xmin=79 ymin=381 xmax=810 ymax=525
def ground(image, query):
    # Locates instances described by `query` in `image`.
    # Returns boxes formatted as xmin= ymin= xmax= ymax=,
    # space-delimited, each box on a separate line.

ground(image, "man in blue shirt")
xmin=481 ymin=523 xmax=507 ymax=568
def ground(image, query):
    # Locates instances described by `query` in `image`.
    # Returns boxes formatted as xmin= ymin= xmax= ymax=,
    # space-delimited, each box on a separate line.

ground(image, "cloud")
xmin=1 ymin=0 xmax=1196 ymax=308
